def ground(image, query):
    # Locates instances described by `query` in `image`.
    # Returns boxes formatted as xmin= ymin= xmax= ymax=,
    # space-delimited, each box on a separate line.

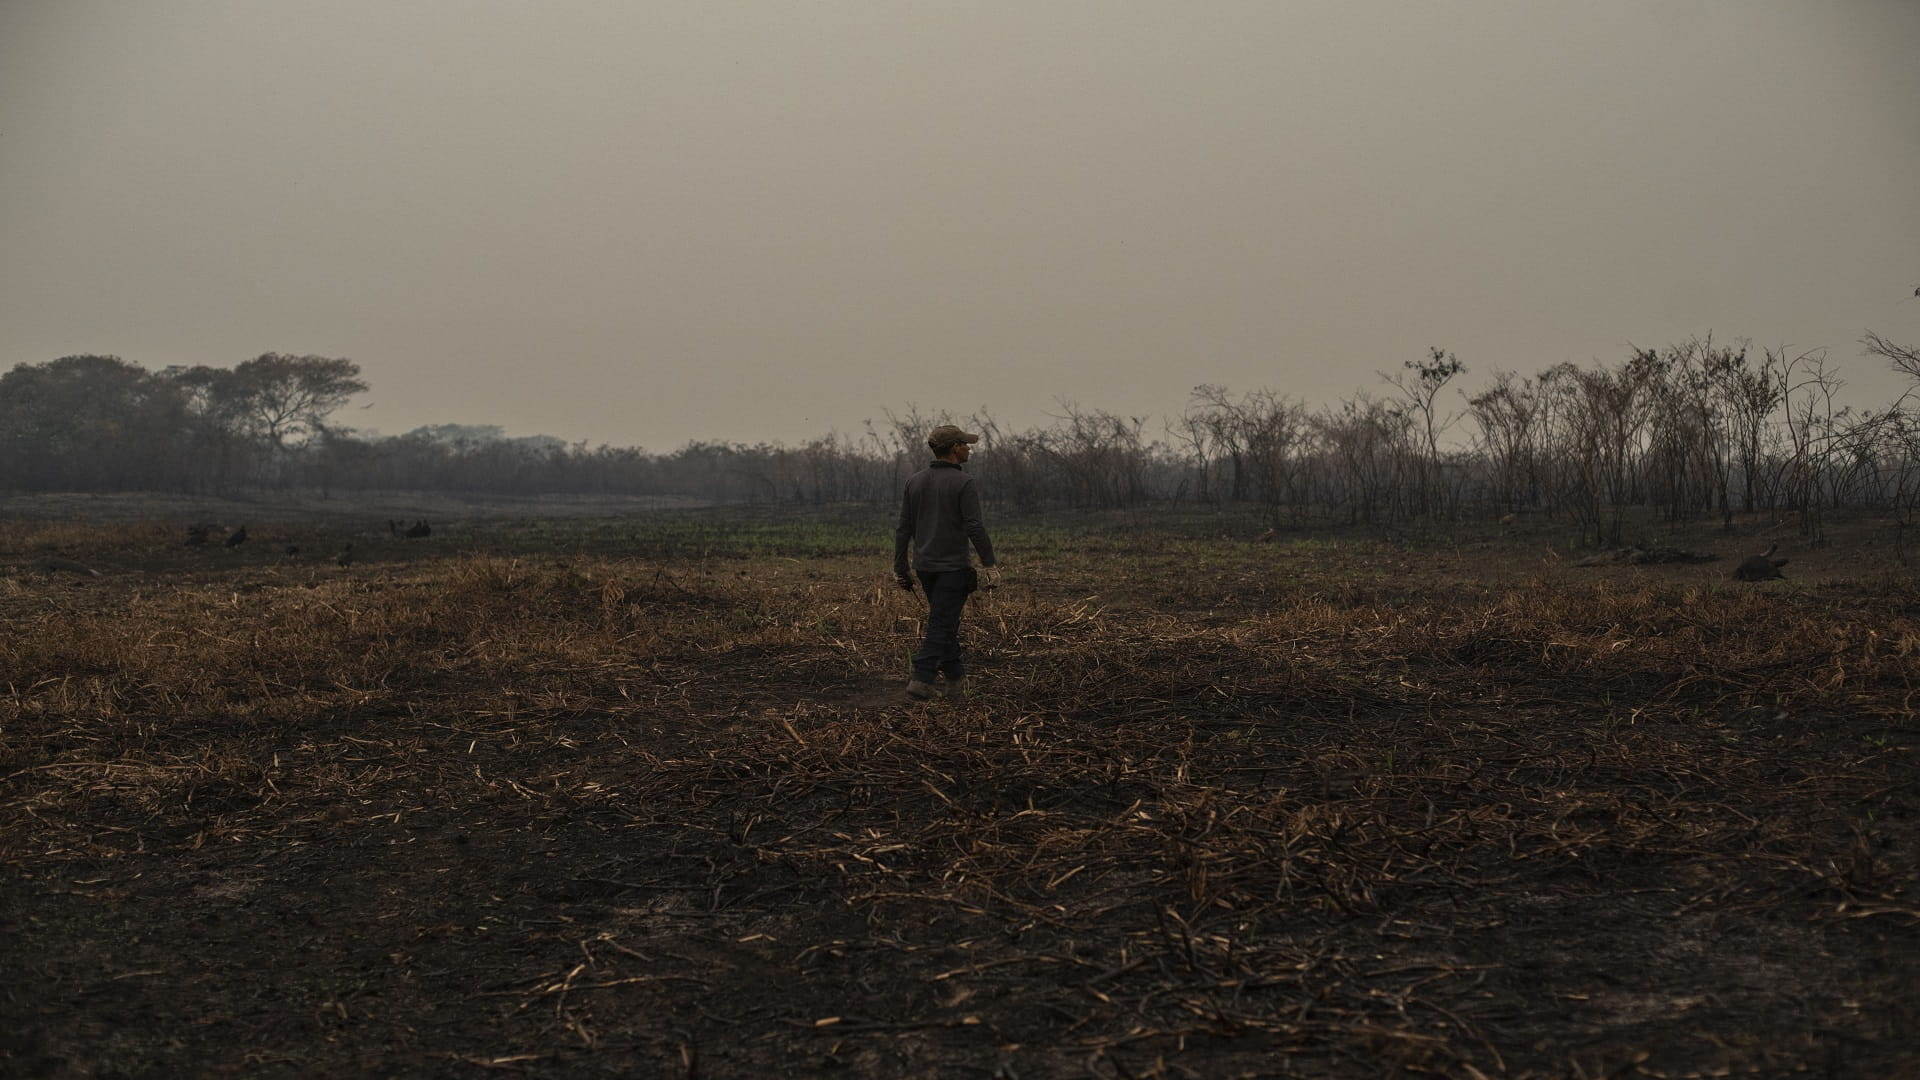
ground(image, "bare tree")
xmin=1864 ymin=330 xmax=1920 ymax=393
xmin=1171 ymin=387 xmax=1226 ymax=503
xmin=1383 ymin=348 xmax=1466 ymax=517
xmin=1178 ymin=386 xmax=1309 ymax=518
xmin=1185 ymin=385 xmax=1251 ymax=502
xmin=1703 ymin=342 xmax=1782 ymax=516
xmin=1313 ymin=394 xmax=1412 ymax=525
xmin=1862 ymin=330 xmax=1920 ymax=559
xmin=1768 ymin=346 xmax=1847 ymax=542
xmin=1537 ymin=355 xmax=1660 ymax=546
xmin=1465 ymin=369 xmax=1543 ymax=516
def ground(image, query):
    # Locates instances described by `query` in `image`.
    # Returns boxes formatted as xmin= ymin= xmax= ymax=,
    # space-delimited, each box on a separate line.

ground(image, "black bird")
xmin=335 ymin=542 xmax=355 ymax=567
xmin=405 ymin=520 xmax=431 ymax=539
xmin=284 ymin=544 xmax=301 ymax=557
xmin=225 ymin=525 xmax=248 ymax=549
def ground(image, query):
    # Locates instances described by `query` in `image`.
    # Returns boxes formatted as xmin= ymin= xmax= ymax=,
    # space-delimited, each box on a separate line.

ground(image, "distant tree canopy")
xmin=403 ymin=423 xmax=568 ymax=454
xmin=162 ymin=353 xmax=369 ymax=450
xmin=406 ymin=423 xmax=509 ymax=446
xmin=0 ymin=355 xmax=192 ymax=490
xmin=0 ymin=353 xmax=367 ymax=491
xmin=7 ymin=332 xmax=1920 ymax=554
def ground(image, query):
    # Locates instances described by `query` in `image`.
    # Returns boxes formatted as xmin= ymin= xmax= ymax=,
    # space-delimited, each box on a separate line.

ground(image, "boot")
xmin=904 ymin=679 xmax=936 ymax=700
xmin=942 ymin=675 xmax=968 ymax=700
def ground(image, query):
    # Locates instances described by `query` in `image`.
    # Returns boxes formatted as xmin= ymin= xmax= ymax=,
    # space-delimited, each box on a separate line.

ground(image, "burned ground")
xmin=1 ymin=505 xmax=1916 ymax=1078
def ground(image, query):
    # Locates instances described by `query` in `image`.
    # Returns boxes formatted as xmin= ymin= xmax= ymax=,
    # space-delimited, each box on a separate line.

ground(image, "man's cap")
xmin=928 ymin=425 xmax=981 ymax=451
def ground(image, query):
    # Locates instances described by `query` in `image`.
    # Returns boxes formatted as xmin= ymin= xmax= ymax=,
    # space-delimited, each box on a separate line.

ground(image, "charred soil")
xmin=2 ymin=506 xmax=1917 ymax=1078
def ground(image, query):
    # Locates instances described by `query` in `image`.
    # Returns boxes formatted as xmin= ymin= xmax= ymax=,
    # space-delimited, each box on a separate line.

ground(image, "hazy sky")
xmin=3 ymin=2 xmax=1916 ymax=450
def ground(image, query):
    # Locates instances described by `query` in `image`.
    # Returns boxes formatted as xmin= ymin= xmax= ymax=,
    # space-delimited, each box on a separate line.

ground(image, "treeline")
xmin=6 ymin=335 xmax=1920 ymax=547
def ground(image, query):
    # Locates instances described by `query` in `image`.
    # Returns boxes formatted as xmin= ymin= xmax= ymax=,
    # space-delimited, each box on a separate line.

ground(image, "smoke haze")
xmin=3 ymin=1 xmax=1916 ymax=449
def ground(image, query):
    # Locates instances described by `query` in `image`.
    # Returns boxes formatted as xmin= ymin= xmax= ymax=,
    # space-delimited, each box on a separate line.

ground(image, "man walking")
xmin=895 ymin=424 xmax=998 ymax=700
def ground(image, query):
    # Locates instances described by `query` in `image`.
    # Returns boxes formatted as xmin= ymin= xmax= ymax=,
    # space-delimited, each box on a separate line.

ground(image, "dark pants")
xmin=912 ymin=568 xmax=977 ymax=682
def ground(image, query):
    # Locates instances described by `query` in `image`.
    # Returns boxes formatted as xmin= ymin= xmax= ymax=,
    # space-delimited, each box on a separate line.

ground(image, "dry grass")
xmin=2 ymin=509 xmax=1917 ymax=1078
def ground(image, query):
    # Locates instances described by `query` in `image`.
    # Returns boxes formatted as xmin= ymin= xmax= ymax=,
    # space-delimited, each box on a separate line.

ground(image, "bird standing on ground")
xmin=225 ymin=525 xmax=248 ymax=549
xmin=335 ymin=543 xmax=354 ymax=567
xmin=405 ymin=520 xmax=431 ymax=538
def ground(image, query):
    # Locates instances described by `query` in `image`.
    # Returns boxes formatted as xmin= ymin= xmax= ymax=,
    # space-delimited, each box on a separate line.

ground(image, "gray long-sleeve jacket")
xmin=894 ymin=461 xmax=996 ymax=575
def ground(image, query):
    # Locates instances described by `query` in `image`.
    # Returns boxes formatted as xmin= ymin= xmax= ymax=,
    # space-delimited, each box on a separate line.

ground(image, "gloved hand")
xmin=980 ymin=566 xmax=1003 ymax=590
xmin=896 ymin=574 xmax=916 ymax=592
